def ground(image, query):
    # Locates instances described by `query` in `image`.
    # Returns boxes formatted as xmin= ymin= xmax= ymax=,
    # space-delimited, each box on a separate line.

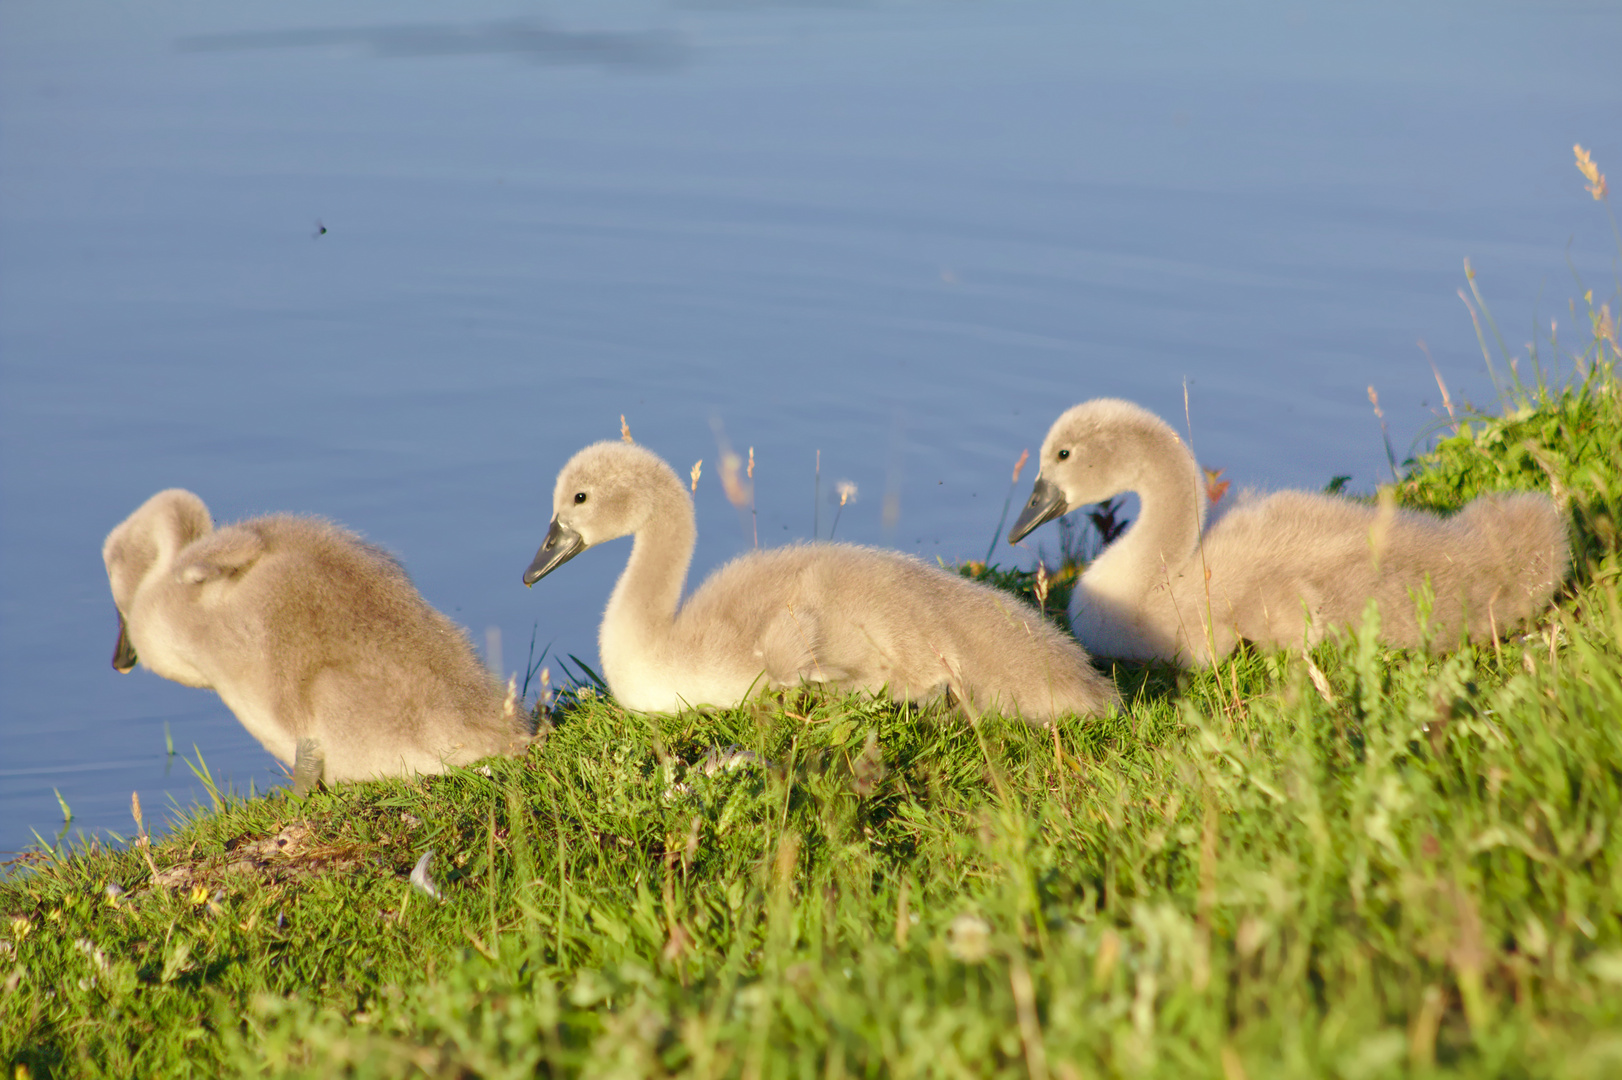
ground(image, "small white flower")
xmin=946 ymin=912 xmax=992 ymax=964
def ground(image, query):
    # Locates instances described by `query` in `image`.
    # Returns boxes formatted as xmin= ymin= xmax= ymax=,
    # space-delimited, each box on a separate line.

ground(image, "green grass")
xmin=5 ymin=296 xmax=1622 ymax=1080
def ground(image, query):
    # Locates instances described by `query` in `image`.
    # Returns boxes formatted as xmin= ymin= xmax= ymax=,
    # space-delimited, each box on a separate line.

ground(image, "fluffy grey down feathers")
xmin=1015 ymin=399 xmax=1569 ymax=665
xmin=525 ymin=441 xmax=1118 ymax=721
xmin=103 ymin=489 xmax=531 ymax=785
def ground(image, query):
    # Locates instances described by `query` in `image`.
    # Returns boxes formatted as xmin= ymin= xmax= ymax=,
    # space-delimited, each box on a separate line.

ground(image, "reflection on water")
xmin=179 ymin=20 xmax=685 ymax=69
xmin=2 ymin=0 xmax=1618 ymax=859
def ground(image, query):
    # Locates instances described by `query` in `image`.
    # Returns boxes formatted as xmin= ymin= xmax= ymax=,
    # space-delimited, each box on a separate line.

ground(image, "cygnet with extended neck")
xmin=1009 ymin=399 xmax=1568 ymax=665
xmin=524 ymin=441 xmax=1118 ymax=721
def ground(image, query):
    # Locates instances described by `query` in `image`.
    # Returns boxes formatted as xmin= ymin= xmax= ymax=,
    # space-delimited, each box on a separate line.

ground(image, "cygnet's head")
xmin=1007 ymin=399 xmax=1177 ymax=544
xmin=102 ymin=489 xmax=213 ymax=671
xmin=523 ymin=441 xmax=684 ymax=586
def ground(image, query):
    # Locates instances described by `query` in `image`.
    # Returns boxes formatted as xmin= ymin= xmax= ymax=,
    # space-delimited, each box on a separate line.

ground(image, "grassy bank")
xmin=6 ymin=304 xmax=1622 ymax=1079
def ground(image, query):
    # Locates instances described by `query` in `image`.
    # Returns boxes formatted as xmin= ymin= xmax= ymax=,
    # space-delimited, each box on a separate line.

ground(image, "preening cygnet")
xmin=522 ymin=441 xmax=1117 ymax=722
xmin=1008 ymin=399 xmax=1569 ymax=666
xmin=103 ymin=490 xmax=531 ymax=792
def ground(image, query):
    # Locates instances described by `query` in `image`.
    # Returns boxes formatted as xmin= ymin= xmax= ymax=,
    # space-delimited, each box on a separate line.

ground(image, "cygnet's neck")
xmin=601 ymin=480 xmax=696 ymax=663
xmin=1080 ymin=427 xmax=1205 ymax=603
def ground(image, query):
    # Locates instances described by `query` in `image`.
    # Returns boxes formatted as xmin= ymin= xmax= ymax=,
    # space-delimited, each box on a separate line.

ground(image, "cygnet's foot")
xmin=290 ymin=737 xmax=325 ymax=798
xmin=697 ymin=745 xmax=764 ymax=776
xmin=940 ymin=681 xmax=982 ymax=724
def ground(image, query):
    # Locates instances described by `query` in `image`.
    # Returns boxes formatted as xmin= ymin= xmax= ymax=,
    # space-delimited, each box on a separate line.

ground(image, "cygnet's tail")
xmin=956 ymin=605 xmax=1120 ymax=724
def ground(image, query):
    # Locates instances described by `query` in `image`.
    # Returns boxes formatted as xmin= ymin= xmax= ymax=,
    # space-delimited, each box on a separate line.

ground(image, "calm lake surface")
xmin=2 ymin=0 xmax=1618 ymax=857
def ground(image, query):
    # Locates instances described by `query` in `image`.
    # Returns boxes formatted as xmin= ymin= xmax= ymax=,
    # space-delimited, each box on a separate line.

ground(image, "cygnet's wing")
xmin=674 ymin=543 xmax=1114 ymax=719
xmin=755 ymin=604 xmax=860 ymax=687
xmin=1373 ymin=492 xmax=1568 ymax=643
xmin=1187 ymin=489 xmax=1567 ymax=654
xmin=173 ymin=525 xmax=269 ymax=584
xmin=1180 ymin=492 xmax=1378 ymax=653
xmin=676 ymin=547 xmax=860 ymax=690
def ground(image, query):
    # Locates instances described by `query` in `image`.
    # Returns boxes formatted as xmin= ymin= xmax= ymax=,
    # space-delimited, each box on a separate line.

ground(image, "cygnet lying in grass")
xmin=1009 ymin=398 xmax=1569 ymax=665
xmin=104 ymin=489 xmax=531 ymax=793
xmin=522 ymin=441 xmax=1117 ymax=722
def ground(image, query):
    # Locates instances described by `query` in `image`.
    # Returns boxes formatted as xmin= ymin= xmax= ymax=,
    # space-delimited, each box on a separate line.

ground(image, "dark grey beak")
xmin=1007 ymin=475 xmax=1068 ymax=544
xmin=523 ymin=517 xmax=586 ymax=586
xmin=112 ymin=613 xmax=138 ymax=673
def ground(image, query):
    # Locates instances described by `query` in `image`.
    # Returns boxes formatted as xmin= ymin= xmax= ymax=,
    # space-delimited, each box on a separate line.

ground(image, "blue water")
xmin=3 ymin=0 xmax=1618 ymax=858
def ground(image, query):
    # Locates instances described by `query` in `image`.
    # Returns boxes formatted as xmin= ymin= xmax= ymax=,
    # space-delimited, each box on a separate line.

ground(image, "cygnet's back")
xmin=1195 ymin=489 xmax=1568 ymax=655
xmin=681 ymin=543 xmax=1113 ymax=721
xmin=104 ymin=489 xmax=530 ymax=785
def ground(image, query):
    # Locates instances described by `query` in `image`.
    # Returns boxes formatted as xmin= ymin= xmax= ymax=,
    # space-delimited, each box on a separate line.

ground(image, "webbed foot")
xmin=291 ymin=738 xmax=325 ymax=798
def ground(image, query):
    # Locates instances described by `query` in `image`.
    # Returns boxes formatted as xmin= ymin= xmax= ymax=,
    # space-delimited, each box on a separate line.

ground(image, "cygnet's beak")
xmin=523 ymin=516 xmax=586 ymax=586
xmin=1007 ymin=475 xmax=1068 ymax=544
xmin=112 ymin=613 xmax=138 ymax=673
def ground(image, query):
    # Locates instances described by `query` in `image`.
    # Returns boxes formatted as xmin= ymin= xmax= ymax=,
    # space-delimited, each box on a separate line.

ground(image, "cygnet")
xmin=104 ymin=489 xmax=531 ymax=792
xmin=522 ymin=441 xmax=1118 ymax=722
xmin=1009 ymin=399 xmax=1568 ymax=665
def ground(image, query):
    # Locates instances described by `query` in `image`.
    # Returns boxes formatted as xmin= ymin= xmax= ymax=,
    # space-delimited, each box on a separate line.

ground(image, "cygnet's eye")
xmin=573 ymin=492 xmax=588 ymax=504
xmin=1057 ymin=449 xmax=1070 ymax=460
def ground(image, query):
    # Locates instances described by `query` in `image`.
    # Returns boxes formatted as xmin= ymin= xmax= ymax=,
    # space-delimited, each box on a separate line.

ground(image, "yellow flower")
xmin=1575 ymin=144 xmax=1608 ymax=200
xmin=189 ymin=884 xmax=210 ymax=906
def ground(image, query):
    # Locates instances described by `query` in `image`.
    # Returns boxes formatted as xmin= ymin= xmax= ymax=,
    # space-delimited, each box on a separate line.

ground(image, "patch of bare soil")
xmin=145 ymin=822 xmax=375 ymax=891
